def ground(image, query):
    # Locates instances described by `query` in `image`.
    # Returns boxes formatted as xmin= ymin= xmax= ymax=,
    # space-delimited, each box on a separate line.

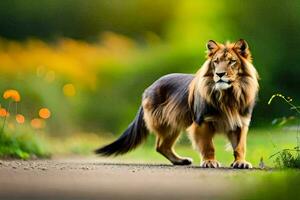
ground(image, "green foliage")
xmin=0 ymin=128 xmax=50 ymax=159
xmin=0 ymin=0 xmax=175 ymax=40
xmin=273 ymin=149 xmax=300 ymax=168
xmin=268 ymin=94 xmax=300 ymax=168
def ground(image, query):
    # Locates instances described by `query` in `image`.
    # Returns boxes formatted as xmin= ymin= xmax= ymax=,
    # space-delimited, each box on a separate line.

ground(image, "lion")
xmin=95 ymin=39 xmax=259 ymax=169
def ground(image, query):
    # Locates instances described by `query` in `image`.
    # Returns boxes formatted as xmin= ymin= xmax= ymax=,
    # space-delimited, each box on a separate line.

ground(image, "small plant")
xmin=268 ymin=94 xmax=300 ymax=168
xmin=0 ymin=89 xmax=51 ymax=159
xmin=0 ymin=127 xmax=50 ymax=159
xmin=272 ymin=148 xmax=300 ymax=168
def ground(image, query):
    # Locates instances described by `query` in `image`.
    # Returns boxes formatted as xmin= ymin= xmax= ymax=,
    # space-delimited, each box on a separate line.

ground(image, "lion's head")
xmin=206 ymin=39 xmax=254 ymax=91
xmin=195 ymin=39 xmax=259 ymax=105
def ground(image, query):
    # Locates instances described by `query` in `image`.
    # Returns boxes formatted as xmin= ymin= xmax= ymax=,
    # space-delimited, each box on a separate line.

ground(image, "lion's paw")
xmin=173 ymin=157 xmax=193 ymax=166
xmin=231 ymin=160 xmax=252 ymax=169
xmin=200 ymin=160 xmax=221 ymax=168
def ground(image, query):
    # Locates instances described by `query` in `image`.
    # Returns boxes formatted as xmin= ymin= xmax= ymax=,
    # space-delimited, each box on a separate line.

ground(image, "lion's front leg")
xmin=188 ymin=122 xmax=221 ymax=168
xmin=227 ymin=126 xmax=252 ymax=169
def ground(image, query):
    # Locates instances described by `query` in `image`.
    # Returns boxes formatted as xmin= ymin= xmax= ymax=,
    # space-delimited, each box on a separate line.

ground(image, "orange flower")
xmin=30 ymin=118 xmax=45 ymax=129
xmin=0 ymin=108 xmax=9 ymax=117
xmin=16 ymin=114 xmax=25 ymax=124
xmin=3 ymin=89 xmax=21 ymax=102
xmin=39 ymin=108 xmax=51 ymax=119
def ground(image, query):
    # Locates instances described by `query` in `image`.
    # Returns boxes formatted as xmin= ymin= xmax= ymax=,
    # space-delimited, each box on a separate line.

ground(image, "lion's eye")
xmin=213 ymin=58 xmax=219 ymax=64
xmin=229 ymin=59 xmax=237 ymax=65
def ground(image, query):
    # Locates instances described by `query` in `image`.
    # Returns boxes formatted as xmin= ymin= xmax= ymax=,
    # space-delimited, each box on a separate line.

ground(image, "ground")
xmin=0 ymin=129 xmax=299 ymax=200
xmin=0 ymin=158 xmax=274 ymax=200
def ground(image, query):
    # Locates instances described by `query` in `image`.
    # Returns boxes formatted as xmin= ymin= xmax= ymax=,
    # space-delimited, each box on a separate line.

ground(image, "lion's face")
xmin=212 ymin=49 xmax=240 ymax=90
xmin=206 ymin=39 xmax=251 ymax=91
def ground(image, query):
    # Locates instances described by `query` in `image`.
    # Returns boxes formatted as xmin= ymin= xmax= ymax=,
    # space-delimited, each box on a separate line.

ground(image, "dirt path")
xmin=0 ymin=158 xmax=264 ymax=200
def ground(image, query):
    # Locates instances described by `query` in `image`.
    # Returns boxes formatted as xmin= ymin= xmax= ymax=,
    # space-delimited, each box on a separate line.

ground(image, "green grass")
xmin=0 ymin=126 xmax=50 ymax=159
xmin=47 ymin=132 xmax=113 ymax=156
xmin=115 ymin=128 xmax=298 ymax=167
xmin=231 ymin=169 xmax=300 ymax=200
xmin=3 ymin=126 xmax=295 ymax=168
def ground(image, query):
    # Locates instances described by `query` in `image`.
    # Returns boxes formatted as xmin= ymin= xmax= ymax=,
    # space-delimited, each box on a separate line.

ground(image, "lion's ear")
xmin=206 ymin=40 xmax=219 ymax=57
xmin=233 ymin=39 xmax=251 ymax=59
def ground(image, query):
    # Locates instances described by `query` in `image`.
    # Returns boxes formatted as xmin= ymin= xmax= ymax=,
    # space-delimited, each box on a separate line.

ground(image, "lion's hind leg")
xmin=155 ymin=129 xmax=193 ymax=165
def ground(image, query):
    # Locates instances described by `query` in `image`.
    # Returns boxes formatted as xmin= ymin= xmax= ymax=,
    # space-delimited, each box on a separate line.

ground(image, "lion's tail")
xmin=95 ymin=106 xmax=149 ymax=156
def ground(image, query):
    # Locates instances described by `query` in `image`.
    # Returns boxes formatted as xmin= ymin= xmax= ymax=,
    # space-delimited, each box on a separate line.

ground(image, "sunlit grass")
xmin=48 ymin=128 xmax=298 ymax=167
xmin=47 ymin=132 xmax=113 ymax=156
xmin=119 ymin=128 xmax=295 ymax=167
xmin=0 ymin=126 xmax=50 ymax=159
xmin=233 ymin=169 xmax=300 ymax=200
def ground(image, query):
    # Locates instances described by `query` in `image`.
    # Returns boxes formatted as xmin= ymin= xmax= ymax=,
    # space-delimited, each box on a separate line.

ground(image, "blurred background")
xmin=0 ymin=0 xmax=299 ymax=165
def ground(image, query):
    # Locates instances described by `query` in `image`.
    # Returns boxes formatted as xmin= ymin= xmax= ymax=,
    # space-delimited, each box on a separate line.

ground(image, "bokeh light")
xmin=16 ymin=114 xmax=25 ymax=124
xmin=39 ymin=108 xmax=51 ymax=119
xmin=0 ymin=108 xmax=9 ymax=117
xmin=3 ymin=89 xmax=21 ymax=102
xmin=30 ymin=118 xmax=45 ymax=129
xmin=63 ymin=83 xmax=76 ymax=97
xmin=45 ymin=70 xmax=56 ymax=82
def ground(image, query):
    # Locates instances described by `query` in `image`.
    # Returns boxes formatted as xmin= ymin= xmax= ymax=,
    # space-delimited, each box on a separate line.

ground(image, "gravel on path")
xmin=0 ymin=158 xmax=264 ymax=200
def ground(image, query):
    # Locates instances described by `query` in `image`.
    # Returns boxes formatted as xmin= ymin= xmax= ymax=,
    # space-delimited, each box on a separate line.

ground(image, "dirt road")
xmin=0 ymin=158 xmax=263 ymax=200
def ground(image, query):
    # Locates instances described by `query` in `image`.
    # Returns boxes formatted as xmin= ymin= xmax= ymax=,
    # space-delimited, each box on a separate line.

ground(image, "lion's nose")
xmin=216 ymin=72 xmax=226 ymax=78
